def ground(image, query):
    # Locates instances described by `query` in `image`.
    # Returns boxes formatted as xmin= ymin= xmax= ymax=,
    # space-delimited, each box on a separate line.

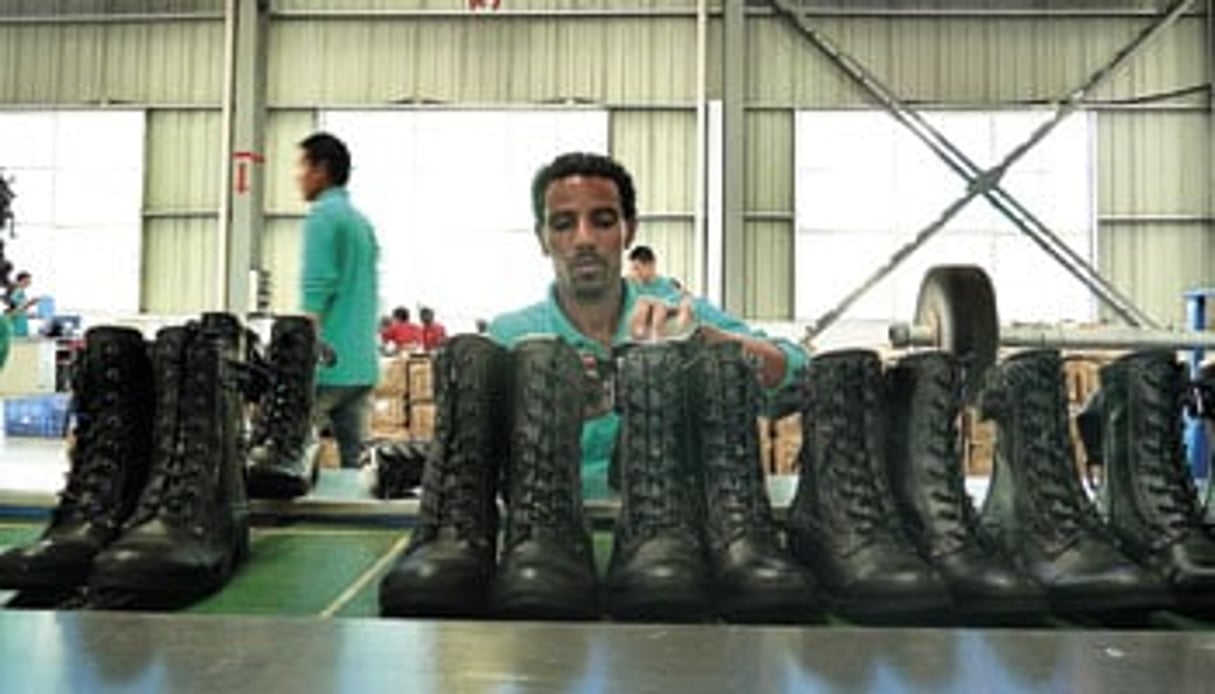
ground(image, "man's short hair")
xmin=392 ymin=307 xmax=410 ymax=322
xmin=299 ymin=132 xmax=351 ymax=186
xmin=15 ymin=271 xmax=30 ymax=282
xmin=628 ymin=246 xmax=656 ymax=264
xmin=420 ymin=307 xmax=435 ymax=322
xmin=531 ymin=152 xmax=637 ymax=234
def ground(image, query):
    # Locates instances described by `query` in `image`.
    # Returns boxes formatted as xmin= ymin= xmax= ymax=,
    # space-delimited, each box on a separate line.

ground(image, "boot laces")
xmin=420 ymin=347 xmax=493 ymax=537
xmin=58 ymin=351 xmax=126 ymax=519
xmin=817 ymin=363 xmax=886 ymax=535
xmin=921 ymin=380 xmax=979 ymax=550
xmin=620 ymin=352 xmax=691 ymax=538
xmin=250 ymin=334 xmax=311 ymax=447
xmin=1137 ymin=362 xmax=1205 ymax=537
xmin=699 ymin=351 xmax=771 ymax=541
xmin=508 ymin=356 xmax=580 ymax=540
xmin=1017 ymin=366 xmax=1103 ymax=540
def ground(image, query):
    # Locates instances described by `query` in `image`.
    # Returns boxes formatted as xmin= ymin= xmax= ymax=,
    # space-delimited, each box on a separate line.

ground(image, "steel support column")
xmin=769 ymin=0 xmax=1194 ymax=337
xmin=224 ymin=0 xmax=269 ymax=314
xmin=722 ymin=0 xmax=747 ymax=315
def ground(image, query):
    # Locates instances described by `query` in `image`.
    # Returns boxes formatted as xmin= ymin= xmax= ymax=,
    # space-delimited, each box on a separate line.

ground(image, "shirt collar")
xmin=315 ymin=186 xmax=348 ymax=204
xmin=545 ymin=280 xmax=639 ymax=356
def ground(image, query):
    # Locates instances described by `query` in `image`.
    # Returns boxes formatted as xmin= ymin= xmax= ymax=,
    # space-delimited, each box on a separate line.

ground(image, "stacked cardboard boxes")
xmin=771 ymin=414 xmax=803 ymax=476
xmin=371 ymin=356 xmax=410 ymax=441
xmin=408 ymin=356 xmax=437 ymax=441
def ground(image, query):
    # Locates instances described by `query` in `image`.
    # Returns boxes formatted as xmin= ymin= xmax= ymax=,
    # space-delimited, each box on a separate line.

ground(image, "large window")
xmin=0 ymin=111 xmax=145 ymax=315
xmin=318 ymin=110 xmax=609 ymax=330
xmin=795 ymin=111 xmax=1095 ymax=327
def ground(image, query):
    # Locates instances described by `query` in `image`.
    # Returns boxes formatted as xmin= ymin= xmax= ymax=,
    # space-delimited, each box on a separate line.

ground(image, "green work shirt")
xmin=630 ymin=275 xmax=684 ymax=303
xmin=9 ymin=289 xmax=28 ymax=338
xmin=300 ymin=187 xmax=380 ymax=387
xmin=489 ymin=280 xmax=808 ymax=499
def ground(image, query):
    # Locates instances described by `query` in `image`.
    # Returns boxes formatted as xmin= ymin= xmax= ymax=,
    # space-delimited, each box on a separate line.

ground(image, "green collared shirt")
xmin=489 ymin=280 xmax=808 ymax=499
xmin=300 ymin=186 xmax=380 ymax=387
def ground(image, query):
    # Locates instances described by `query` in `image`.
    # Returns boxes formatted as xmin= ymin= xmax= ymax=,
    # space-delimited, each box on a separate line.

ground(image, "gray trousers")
xmin=315 ymin=386 xmax=372 ymax=469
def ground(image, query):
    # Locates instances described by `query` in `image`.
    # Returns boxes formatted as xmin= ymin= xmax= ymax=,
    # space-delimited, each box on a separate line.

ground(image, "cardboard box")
xmin=757 ymin=417 xmax=773 ymax=475
xmin=372 ymin=394 xmax=407 ymax=430
xmin=962 ymin=408 xmax=995 ymax=477
xmin=377 ymin=357 xmax=409 ymax=396
xmin=408 ymin=357 xmax=434 ymax=401
xmin=410 ymin=402 xmax=437 ymax=441
xmin=371 ymin=425 xmax=412 ymax=442
xmin=772 ymin=413 xmax=803 ymax=476
xmin=318 ymin=437 xmax=340 ymax=469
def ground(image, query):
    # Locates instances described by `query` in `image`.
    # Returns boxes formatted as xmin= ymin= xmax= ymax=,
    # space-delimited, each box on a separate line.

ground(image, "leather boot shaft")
xmin=977 ymin=349 xmax=1169 ymax=614
xmin=493 ymin=336 xmax=596 ymax=619
xmin=380 ymin=334 xmax=510 ymax=618
xmin=605 ymin=341 xmax=709 ymax=621
xmin=886 ymin=351 xmax=1045 ymax=619
xmin=787 ymin=349 xmax=949 ymax=623
xmin=247 ymin=315 xmax=320 ymax=499
xmin=690 ymin=338 xmax=820 ymax=622
xmin=0 ymin=326 xmax=154 ymax=590
xmin=1098 ymin=350 xmax=1215 ymax=604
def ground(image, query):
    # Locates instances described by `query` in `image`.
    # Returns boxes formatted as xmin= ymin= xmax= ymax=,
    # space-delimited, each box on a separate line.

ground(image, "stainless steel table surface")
xmin=1 ymin=610 xmax=1212 ymax=693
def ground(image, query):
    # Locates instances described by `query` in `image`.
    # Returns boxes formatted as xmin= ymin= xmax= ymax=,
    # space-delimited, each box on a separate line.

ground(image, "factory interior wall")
xmin=0 ymin=3 xmax=1208 ymax=327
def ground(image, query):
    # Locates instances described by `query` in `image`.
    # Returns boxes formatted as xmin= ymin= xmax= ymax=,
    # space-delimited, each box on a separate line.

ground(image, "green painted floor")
xmin=0 ymin=522 xmax=618 ymax=619
xmin=2 ymin=521 xmax=1214 ymax=630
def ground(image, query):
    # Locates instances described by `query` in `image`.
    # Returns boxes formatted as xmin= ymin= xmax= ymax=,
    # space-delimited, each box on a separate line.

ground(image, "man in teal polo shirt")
xmin=489 ymin=152 xmax=806 ymax=498
xmin=296 ymin=132 xmax=380 ymax=470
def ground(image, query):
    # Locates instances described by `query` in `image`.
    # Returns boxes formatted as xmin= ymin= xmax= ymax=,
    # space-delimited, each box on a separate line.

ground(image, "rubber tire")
xmin=914 ymin=265 xmax=999 ymax=403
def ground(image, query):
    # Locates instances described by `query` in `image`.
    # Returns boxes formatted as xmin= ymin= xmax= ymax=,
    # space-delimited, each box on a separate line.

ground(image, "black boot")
xmin=379 ymin=335 xmax=509 ymax=618
xmin=604 ymin=342 xmax=710 ymax=622
xmin=885 ymin=351 xmax=1046 ymax=621
xmin=247 ymin=316 xmax=320 ymax=500
xmin=978 ymin=349 xmax=1169 ymax=615
xmin=0 ymin=327 xmax=154 ymax=590
xmin=492 ymin=337 xmax=597 ymax=620
xmin=1097 ymin=350 xmax=1215 ymax=612
xmin=787 ymin=349 xmax=950 ymax=624
xmin=90 ymin=317 xmax=251 ymax=606
xmin=692 ymin=340 xmax=820 ymax=623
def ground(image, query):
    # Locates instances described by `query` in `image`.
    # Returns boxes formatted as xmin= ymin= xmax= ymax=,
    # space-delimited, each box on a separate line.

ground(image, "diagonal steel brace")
xmin=772 ymin=0 xmax=1195 ymax=338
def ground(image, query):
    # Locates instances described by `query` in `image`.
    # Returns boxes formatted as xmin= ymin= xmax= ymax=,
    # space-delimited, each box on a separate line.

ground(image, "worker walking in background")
xmin=296 ymin=132 xmax=381 ymax=469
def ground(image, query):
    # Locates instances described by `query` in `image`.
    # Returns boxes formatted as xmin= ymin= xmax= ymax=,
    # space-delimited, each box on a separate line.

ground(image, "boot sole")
xmin=828 ymin=592 xmax=953 ymax=625
xmin=605 ymin=585 xmax=710 ymax=623
xmin=1049 ymin=591 xmax=1172 ymax=617
xmin=492 ymin=586 xmax=599 ymax=621
xmin=717 ymin=593 xmax=824 ymax=625
xmin=0 ymin=563 xmax=91 ymax=592
xmin=380 ymin=589 xmax=490 ymax=619
xmin=246 ymin=468 xmax=313 ymax=500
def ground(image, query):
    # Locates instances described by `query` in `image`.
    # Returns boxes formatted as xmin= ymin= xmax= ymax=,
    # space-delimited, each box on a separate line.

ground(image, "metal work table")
xmin=1 ymin=610 xmax=1213 ymax=693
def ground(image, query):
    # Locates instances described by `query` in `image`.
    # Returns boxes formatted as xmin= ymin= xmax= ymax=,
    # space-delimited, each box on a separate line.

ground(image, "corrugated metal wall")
xmin=0 ymin=2 xmax=1210 ymax=325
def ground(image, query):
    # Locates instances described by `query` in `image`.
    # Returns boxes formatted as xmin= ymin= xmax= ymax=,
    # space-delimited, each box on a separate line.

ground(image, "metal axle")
xmin=889 ymin=323 xmax=1215 ymax=352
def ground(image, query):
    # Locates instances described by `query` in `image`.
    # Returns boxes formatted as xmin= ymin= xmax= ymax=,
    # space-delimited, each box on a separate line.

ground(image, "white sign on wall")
xmin=318 ymin=110 xmax=609 ymax=330
xmin=0 ymin=110 xmax=145 ymax=315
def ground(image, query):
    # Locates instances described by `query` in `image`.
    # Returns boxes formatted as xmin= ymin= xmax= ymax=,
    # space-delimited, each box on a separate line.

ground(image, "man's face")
xmin=630 ymin=259 xmax=656 ymax=283
xmin=295 ymin=151 xmax=327 ymax=202
xmin=17 ymin=276 xmax=30 ymax=289
xmin=540 ymin=175 xmax=635 ymax=302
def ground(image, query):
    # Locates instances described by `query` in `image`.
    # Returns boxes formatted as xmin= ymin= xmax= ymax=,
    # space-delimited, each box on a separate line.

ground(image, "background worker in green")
xmin=489 ymin=152 xmax=807 ymax=499
xmin=7 ymin=272 xmax=39 ymax=338
xmin=627 ymin=245 xmax=683 ymax=302
xmin=296 ymin=132 xmax=381 ymax=469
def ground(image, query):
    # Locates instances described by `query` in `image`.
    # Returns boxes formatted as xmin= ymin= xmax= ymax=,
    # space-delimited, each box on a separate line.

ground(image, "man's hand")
xmin=628 ymin=296 xmax=696 ymax=342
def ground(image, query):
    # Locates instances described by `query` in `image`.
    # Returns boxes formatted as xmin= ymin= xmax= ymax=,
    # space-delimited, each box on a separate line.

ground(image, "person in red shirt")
xmin=380 ymin=307 xmax=423 ymax=351
xmin=419 ymin=307 xmax=447 ymax=351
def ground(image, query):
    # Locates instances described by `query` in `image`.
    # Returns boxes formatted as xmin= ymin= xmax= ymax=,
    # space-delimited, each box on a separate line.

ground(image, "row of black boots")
xmin=378 ymin=334 xmax=819 ymax=623
xmin=381 ymin=337 xmax=1215 ymax=624
xmin=794 ymin=347 xmax=1215 ymax=623
xmin=0 ymin=314 xmax=321 ymax=607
